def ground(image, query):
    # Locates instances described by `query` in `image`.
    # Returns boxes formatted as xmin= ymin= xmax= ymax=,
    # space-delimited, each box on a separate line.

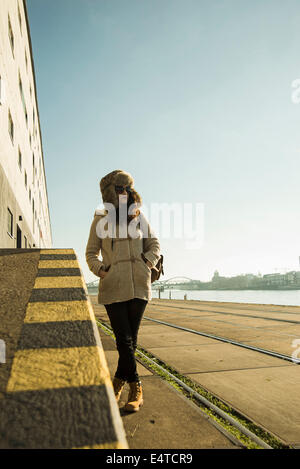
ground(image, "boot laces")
xmin=129 ymin=382 xmax=142 ymax=401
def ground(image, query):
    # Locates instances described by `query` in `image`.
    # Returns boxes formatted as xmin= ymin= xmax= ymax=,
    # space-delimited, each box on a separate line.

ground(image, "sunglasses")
xmin=115 ymin=185 xmax=133 ymax=194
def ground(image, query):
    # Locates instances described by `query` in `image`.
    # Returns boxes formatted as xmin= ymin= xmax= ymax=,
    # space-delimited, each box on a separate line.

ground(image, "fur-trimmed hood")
xmin=99 ymin=169 xmax=142 ymax=208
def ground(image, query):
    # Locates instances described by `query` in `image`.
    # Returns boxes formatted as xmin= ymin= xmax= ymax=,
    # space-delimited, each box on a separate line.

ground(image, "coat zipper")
xmin=128 ymin=237 xmax=135 ymax=295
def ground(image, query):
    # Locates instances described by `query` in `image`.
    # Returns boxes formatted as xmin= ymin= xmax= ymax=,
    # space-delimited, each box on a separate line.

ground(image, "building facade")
xmin=0 ymin=0 xmax=52 ymax=248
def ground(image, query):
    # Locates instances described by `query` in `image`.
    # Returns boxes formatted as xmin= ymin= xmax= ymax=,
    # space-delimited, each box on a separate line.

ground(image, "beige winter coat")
xmin=85 ymin=209 xmax=161 ymax=305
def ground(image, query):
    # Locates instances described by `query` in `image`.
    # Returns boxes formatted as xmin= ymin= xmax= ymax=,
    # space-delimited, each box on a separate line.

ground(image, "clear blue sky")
xmin=27 ymin=0 xmax=300 ymax=283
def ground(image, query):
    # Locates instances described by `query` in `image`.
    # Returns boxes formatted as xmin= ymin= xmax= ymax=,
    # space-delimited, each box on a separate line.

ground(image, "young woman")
xmin=85 ymin=169 xmax=161 ymax=412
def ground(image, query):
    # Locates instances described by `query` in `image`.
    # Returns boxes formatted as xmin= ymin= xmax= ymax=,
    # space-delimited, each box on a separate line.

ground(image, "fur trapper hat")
xmin=100 ymin=169 xmax=142 ymax=208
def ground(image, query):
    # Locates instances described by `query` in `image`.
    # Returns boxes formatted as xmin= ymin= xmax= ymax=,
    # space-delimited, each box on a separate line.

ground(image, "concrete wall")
xmin=0 ymin=0 xmax=52 ymax=248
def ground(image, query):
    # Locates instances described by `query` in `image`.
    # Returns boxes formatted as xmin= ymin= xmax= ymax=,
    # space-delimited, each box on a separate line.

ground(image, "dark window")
xmin=16 ymin=225 xmax=22 ymax=248
xmin=7 ymin=208 xmax=13 ymax=236
xmin=18 ymin=4 xmax=22 ymax=35
xmin=8 ymin=110 xmax=14 ymax=143
xmin=19 ymin=73 xmax=27 ymax=125
xmin=18 ymin=148 xmax=22 ymax=170
xmin=8 ymin=15 xmax=14 ymax=56
xmin=32 ymin=153 xmax=35 ymax=184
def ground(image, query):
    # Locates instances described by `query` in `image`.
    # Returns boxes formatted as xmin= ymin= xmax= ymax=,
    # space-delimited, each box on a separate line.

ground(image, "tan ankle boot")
xmin=124 ymin=381 xmax=143 ymax=412
xmin=113 ymin=377 xmax=126 ymax=402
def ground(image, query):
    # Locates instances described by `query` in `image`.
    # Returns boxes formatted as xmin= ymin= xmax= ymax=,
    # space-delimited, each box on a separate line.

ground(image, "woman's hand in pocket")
xmin=141 ymin=253 xmax=152 ymax=269
xmin=99 ymin=265 xmax=110 ymax=279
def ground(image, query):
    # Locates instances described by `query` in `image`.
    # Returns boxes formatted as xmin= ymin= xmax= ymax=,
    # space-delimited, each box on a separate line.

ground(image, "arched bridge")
xmin=86 ymin=276 xmax=203 ymax=291
xmin=152 ymin=277 xmax=203 ymax=290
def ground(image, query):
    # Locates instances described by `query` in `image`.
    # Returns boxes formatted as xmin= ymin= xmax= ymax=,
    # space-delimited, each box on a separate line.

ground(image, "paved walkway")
xmin=91 ymin=296 xmax=300 ymax=448
xmin=93 ymin=301 xmax=241 ymax=449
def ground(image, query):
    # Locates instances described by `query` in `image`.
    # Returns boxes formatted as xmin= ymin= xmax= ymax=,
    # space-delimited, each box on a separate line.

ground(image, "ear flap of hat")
xmin=100 ymin=170 xmax=121 ymax=195
xmin=100 ymin=170 xmax=121 ymax=207
xmin=130 ymin=188 xmax=142 ymax=206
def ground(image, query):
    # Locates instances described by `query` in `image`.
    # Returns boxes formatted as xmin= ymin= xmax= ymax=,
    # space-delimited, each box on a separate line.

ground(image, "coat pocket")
xmin=99 ymin=263 xmax=120 ymax=295
xmin=134 ymin=259 xmax=151 ymax=291
xmin=101 ymin=265 xmax=112 ymax=281
xmin=140 ymin=253 xmax=151 ymax=272
xmin=142 ymin=259 xmax=151 ymax=273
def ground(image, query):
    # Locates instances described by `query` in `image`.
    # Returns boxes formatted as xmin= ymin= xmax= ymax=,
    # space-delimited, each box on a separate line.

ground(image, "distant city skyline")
xmin=26 ymin=0 xmax=300 ymax=283
xmin=86 ymin=263 xmax=300 ymax=286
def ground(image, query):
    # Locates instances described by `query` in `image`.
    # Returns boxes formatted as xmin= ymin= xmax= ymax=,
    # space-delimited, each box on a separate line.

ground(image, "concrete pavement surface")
xmin=98 ymin=328 xmax=240 ymax=449
xmin=91 ymin=295 xmax=300 ymax=448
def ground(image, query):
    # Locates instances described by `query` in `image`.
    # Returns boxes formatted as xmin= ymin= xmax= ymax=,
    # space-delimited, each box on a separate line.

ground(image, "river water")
xmin=151 ymin=289 xmax=300 ymax=306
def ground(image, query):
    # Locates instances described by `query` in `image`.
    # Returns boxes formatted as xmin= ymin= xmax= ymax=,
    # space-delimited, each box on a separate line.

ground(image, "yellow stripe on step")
xmin=38 ymin=260 xmax=79 ymax=269
xmin=39 ymin=249 xmax=75 ymax=255
xmin=33 ymin=276 xmax=84 ymax=289
xmin=6 ymin=346 xmax=111 ymax=392
xmin=24 ymin=300 xmax=92 ymax=323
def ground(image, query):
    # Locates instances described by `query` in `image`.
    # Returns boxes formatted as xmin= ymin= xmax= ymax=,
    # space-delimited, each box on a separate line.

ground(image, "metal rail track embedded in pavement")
xmin=143 ymin=316 xmax=300 ymax=365
xmin=97 ymin=320 xmax=276 ymax=449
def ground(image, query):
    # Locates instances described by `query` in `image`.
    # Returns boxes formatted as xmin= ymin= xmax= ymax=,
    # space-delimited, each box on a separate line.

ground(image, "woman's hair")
xmin=115 ymin=191 xmax=141 ymax=224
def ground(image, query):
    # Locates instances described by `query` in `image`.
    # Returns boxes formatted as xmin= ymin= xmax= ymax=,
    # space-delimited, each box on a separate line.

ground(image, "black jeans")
xmin=104 ymin=298 xmax=148 ymax=383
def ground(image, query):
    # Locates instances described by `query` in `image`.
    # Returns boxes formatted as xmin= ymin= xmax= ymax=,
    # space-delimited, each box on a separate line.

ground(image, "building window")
xmin=8 ymin=15 xmax=14 ymax=57
xmin=24 ymin=236 xmax=27 ymax=248
xmin=7 ymin=208 xmax=13 ymax=236
xmin=18 ymin=147 xmax=22 ymax=170
xmin=33 ymin=153 xmax=35 ymax=184
xmin=18 ymin=4 xmax=22 ymax=35
xmin=29 ymin=188 xmax=31 ymax=201
xmin=25 ymin=50 xmax=28 ymax=71
xmin=8 ymin=110 xmax=14 ymax=143
xmin=19 ymin=72 xmax=28 ymax=125
xmin=25 ymin=170 xmax=27 ymax=188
